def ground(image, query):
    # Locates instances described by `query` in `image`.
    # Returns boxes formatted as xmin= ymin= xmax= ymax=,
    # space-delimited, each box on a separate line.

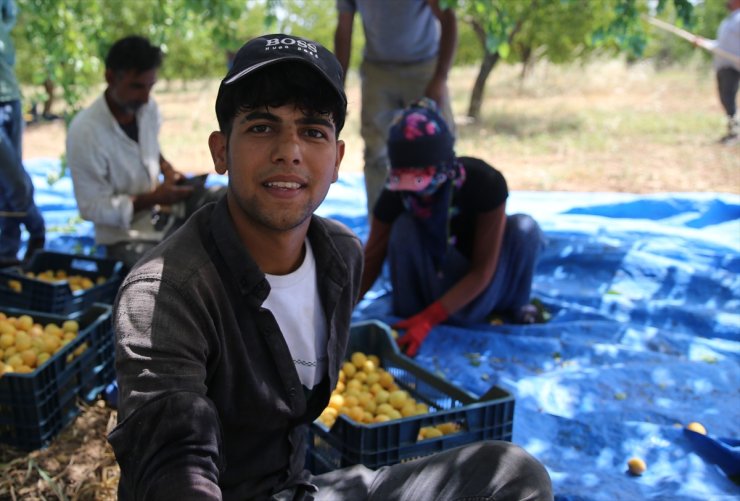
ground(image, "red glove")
xmin=394 ymin=301 xmax=448 ymax=357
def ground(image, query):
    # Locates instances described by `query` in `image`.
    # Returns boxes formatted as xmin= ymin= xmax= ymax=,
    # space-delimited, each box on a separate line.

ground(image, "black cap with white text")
xmin=221 ymin=34 xmax=346 ymax=106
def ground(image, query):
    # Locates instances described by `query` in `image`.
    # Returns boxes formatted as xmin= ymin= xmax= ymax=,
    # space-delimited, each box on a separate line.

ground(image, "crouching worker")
xmin=108 ymin=34 xmax=552 ymax=500
xmin=361 ymin=99 xmax=544 ymax=357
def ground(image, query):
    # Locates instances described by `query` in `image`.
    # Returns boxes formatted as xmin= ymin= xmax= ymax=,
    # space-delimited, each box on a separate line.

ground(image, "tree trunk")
xmin=467 ymin=51 xmax=500 ymax=120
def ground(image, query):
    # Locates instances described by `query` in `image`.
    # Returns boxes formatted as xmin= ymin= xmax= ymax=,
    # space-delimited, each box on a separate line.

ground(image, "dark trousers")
xmin=388 ymin=212 xmax=544 ymax=324
xmin=302 ymin=441 xmax=552 ymax=500
xmin=717 ymin=67 xmax=739 ymax=118
xmin=0 ymin=100 xmax=45 ymax=260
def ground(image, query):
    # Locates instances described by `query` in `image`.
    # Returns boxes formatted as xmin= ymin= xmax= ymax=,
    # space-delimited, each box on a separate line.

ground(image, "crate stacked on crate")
xmin=0 ymin=251 xmax=124 ymax=316
xmin=0 ymin=305 xmax=114 ymax=450
xmin=0 ymin=251 xmax=123 ymax=450
xmin=307 ymin=321 xmax=515 ymax=473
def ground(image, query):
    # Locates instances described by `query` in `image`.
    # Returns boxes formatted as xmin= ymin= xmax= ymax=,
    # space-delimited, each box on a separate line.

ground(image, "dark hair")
xmin=215 ymin=62 xmax=346 ymax=138
xmin=105 ymin=36 xmax=163 ymax=73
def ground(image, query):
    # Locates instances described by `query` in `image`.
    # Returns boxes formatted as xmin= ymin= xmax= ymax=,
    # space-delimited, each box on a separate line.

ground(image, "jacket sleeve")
xmin=109 ymin=275 xmax=223 ymax=500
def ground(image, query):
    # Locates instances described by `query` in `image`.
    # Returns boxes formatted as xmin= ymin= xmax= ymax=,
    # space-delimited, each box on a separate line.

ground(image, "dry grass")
xmin=0 ymin=400 xmax=118 ymax=500
xmin=23 ymin=58 xmax=738 ymax=194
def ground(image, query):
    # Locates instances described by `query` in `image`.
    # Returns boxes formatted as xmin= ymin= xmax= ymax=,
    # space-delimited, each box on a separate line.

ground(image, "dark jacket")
xmin=109 ymin=197 xmax=363 ymax=500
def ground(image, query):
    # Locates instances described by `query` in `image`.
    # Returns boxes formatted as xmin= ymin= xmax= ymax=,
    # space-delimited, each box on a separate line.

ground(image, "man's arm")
xmin=334 ymin=9 xmax=355 ymax=83
xmin=109 ymin=277 xmax=222 ymax=499
xmin=425 ymin=0 xmax=458 ymax=105
xmin=359 ymin=216 xmax=392 ymax=300
xmin=437 ymin=205 xmax=506 ymax=315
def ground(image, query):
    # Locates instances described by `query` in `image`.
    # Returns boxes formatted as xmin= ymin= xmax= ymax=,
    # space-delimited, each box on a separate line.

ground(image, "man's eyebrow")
xmin=297 ymin=116 xmax=335 ymax=129
xmin=239 ymin=111 xmax=280 ymax=124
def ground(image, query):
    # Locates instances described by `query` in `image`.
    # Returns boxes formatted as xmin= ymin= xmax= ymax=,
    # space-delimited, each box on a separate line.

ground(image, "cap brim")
xmin=222 ymin=56 xmax=346 ymax=105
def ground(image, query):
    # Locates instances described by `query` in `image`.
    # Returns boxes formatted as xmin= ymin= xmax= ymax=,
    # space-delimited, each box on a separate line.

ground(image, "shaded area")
xmin=16 ymin=159 xmax=740 ymax=500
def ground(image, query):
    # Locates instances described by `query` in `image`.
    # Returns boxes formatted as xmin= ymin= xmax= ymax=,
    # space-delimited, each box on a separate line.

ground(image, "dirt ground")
xmin=3 ymin=59 xmax=738 ymax=500
xmin=22 ymin=61 xmax=739 ymax=194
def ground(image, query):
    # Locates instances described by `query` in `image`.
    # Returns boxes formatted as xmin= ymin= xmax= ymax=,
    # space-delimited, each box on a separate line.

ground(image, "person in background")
xmin=361 ymin=99 xmax=545 ymax=358
xmin=708 ymin=0 xmax=740 ymax=144
xmin=108 ymin=33 xmax=552 ymax=500
xmin=0 ymin=0 xmax=45 ymax=267
xmin=66 ymin=35 xmax=221 ymax=269
xmin=334 ymin=0 xmax=457 ymax=215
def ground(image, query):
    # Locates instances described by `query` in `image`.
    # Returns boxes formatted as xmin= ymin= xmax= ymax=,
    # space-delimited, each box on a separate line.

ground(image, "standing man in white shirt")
xmin=67 ymin=35 xmax=214 ymax=268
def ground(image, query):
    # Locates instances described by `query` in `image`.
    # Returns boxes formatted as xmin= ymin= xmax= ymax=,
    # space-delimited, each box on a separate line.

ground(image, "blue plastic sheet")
xmin=17 ymin=158 xmax=740 ymax=500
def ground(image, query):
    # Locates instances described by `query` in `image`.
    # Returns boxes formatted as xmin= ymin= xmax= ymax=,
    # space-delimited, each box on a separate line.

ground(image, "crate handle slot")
xmin=70 ymin=258 xmax=100 ymax=273
xmin=415 ymin=418 xmax=467 ymax=443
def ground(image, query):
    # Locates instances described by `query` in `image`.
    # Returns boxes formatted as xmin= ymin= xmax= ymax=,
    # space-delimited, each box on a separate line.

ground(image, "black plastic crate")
xmin=306 ymin=320 xmax=515 ymax=473
xmin=0 ymin=304 xmax=115 ymax=450
xmin=0 ymin=251 xmax=124 ymax=316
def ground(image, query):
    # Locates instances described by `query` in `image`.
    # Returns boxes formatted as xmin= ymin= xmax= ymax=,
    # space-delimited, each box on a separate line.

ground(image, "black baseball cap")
xmin=220 ymin=34 xmax=346 ymax=106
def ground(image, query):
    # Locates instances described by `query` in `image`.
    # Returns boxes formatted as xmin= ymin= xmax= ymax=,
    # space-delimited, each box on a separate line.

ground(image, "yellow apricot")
xmin=627 ymin=457 xmax=647 ymax=476
xmin=0 ymin=333 xmax=14 ymax=349
xmin=350 ymin=351 xmax=367 ymax=369
xmin=389 ymin=390 xmax=409 ymax=410
xmin=20 ymin=349 xmax=37 ymax=368
xmin=342 ymin=361 xmax=357 ymax=378
xmin=686 ymin=422 xmax=707 ymax=435
xmin=16 ymin=315 xmax=33 ymax=331
xmin=62 ymin=320 xmax=79 ymax=333
xmin=36 ymin=352 xmax=50 ymax=366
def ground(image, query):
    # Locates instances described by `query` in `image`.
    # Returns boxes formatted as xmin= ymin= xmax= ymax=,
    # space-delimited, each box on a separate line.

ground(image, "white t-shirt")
xmin=263 ymin=240 xmax=327 ymax=390
xmin=713 ymin=9 xmax=740 ymax=71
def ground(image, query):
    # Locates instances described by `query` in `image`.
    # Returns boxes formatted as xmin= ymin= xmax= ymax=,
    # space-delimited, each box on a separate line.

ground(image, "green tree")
xmin=446 ymin=0 xmax=695 ymax=120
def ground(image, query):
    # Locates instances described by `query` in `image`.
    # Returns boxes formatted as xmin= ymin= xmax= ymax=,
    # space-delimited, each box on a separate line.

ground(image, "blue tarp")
xmin=18 ymin=158 xmax=740 ymax=500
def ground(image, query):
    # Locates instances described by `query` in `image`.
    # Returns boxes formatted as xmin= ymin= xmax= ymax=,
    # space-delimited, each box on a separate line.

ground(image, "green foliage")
xmin=451 ymin=0 xmax=695 ymax=63
xmin=644 ymin=0 xmax=729 ymax=68
xmin=12 ymin=0 xmax=342 ymax=115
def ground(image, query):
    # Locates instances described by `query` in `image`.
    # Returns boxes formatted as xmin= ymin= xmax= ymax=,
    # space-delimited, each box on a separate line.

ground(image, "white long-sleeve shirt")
xmin=66 ymin=94 xmax=165 ymax=245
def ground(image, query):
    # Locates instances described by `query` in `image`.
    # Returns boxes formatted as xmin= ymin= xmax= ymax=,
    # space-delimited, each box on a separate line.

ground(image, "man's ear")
xmin=332 ymin=139 xmax=345 ymax=183
xmin=104 ymin=69 xmax=115 ymax=87
xmin=209 ymin=131 xmax=228 ymax=175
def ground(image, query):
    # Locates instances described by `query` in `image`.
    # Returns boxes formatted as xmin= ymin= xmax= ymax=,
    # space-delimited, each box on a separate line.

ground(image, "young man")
xmin=334 ymin=0 xmax=457 ymax=215
xmin=362 ymin=99 xmax=544 ymax=357
xmin=66 ymin=35 xmax=214 ymax=269
xmin=0 ymin=0 xmax=45 ymax=266
xmin=109 ymin=34 xmax=552 ymax=500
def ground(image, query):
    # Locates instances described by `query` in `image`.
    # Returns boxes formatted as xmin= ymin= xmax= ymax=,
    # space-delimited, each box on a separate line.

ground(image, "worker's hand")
xmin=424 ymin=76 xmax=448 ymax=111
xmin=151 ymin=177 xmax=194 ymax=205
xmin=394 ymin=301 xmax=448 ymax=357
xmin=161 ymin=160 xmax=185 ymax=184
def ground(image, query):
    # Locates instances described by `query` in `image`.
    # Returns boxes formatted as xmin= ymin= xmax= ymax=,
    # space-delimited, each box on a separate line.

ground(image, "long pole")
xmin=645 ymin=16 xmax=740 ymax=67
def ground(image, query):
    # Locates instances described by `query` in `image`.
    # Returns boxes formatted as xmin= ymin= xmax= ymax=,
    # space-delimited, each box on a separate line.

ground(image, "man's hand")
xmin=132 ymin=176 xmax=194 ymax=213
xmin=151 ymin=177 xmax=194 ymax=205
xmin=394 ymin=301 xmax=448 ymax=357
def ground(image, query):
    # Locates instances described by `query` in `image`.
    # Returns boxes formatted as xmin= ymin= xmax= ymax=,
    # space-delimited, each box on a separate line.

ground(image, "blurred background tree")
xmin=12 ymin=0 xmax=711 ymax=122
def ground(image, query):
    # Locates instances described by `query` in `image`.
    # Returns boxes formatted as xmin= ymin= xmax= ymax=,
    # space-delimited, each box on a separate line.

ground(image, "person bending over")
xmin=361 ymin=99 xmax=544 ymax=357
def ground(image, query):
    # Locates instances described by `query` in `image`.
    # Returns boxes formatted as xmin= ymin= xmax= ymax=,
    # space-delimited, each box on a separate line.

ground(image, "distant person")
xmin=0 ymin=0 xmax=45 ymax=267
xmin=334 ymin=0 xmax=457 ymax=214
xmin=361 ymin=99 xmax=544 ymax=357
xmin=708 ymin=0 xmax=740 ymax=144
xmin=108 ymin=33 xmax=552 ymax=500
xmin=66 ymin=35 xmax=223 ymax=269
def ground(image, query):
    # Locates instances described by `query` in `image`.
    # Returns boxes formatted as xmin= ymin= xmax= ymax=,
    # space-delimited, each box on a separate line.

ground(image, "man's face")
xmin=105 ymin=68 xmax=158 ymax=114
xmin=209 ymin=104 xmax=344 ymax=234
